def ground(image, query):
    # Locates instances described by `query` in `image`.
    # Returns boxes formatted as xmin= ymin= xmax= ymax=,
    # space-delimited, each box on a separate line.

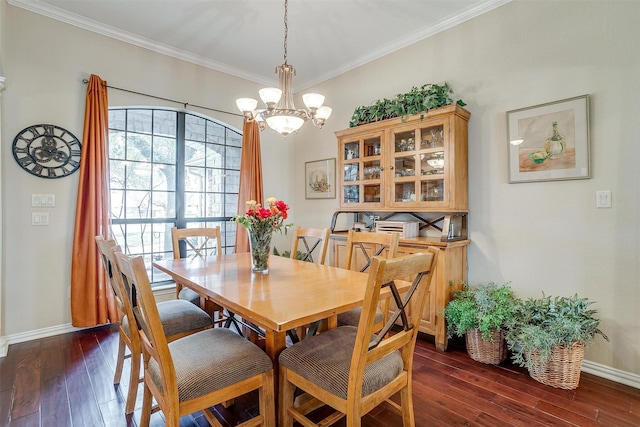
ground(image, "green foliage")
xmin=505 ymin=293 xmax=609 ymax=369
xmin=444 ymin=282 xmax=518 ymax=341
xmin=272 ymin=247 xmax=307 ymax=261
xmin=349 ymin=82 xmax=466 ymax=127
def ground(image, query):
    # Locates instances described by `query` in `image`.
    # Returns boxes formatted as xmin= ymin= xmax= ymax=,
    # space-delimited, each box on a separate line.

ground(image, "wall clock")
xmin=12 ymin=124 xmax=82 ymax=179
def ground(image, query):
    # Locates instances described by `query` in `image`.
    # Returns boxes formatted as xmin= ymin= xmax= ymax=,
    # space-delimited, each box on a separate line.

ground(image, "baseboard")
xmin=0 ymin=323 xmax=82 ymax=357
xmin=582 ymin=359 xmax=640 ymax=390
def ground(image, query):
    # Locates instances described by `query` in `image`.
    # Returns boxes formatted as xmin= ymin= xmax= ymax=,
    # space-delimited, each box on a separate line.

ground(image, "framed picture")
xmin=507 ymin=95 xmax=590 ymax=183
xmin=305 ymin=158 xmax=336 ymax=199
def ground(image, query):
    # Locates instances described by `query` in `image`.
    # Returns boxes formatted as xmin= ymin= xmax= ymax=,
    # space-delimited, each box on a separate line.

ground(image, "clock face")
xmin=12 ymin=124 xmax=82 ymax=178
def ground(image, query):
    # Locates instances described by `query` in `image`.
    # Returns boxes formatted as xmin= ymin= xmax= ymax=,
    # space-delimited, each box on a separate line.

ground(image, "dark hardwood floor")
xmin=1 ymin=324 xmax=639 ymax=426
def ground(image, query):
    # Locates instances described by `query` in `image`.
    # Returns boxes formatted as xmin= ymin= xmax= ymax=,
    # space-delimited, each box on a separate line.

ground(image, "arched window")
xmin=108 ymin=108 xmax=240 ymax=286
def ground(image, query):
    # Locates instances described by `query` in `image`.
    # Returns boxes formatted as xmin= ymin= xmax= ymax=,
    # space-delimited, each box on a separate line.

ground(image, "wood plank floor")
xmin=1 ymin=324 xmax=639 ymax=426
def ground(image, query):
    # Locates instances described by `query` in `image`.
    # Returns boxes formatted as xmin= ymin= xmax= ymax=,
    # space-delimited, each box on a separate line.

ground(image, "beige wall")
xmin=0 ymin=5 xmax=293 ymax=338
xmin=292 ymin=0 xmax=640 ymax=377
xmin=2 ymin=0 xmax=639 ymax=380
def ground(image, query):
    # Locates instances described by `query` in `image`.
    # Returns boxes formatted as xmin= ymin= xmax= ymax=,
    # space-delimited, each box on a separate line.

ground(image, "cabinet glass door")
xmin=340 ymin=133 xmax=383 ymax=207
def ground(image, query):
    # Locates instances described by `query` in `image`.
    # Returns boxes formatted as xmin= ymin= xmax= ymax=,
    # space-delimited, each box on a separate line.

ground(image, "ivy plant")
xmin=349 ymin=82 xmax=466 ymax=127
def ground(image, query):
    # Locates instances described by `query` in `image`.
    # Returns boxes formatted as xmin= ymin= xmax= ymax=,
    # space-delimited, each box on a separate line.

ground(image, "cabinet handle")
xmin=380 ymin=167 xmax=385 ymax=171
xmin=389 ymin=166 xmax=394 ymax=170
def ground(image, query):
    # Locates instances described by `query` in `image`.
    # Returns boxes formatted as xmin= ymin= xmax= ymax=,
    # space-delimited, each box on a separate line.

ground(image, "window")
xmin=108 ymin=108 xmax=241 ymax=286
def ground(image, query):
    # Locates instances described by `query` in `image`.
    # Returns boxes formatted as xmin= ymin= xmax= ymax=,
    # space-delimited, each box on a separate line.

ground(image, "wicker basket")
xmin=465 ymin=329 xmax=508 ymax=365
xmin=526 ymin=342 xmax=585 ymax=390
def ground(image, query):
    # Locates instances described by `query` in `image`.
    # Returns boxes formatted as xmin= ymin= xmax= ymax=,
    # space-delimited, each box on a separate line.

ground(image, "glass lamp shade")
xmin=236 ymin=98 xmax=258 ymax=113
xmin=266 ymin=114 xmax=305 ymax=137
xmin=259 ymin=87 xmax=283 ymax=106
xmin=302 ymin=93 xmax=325 ymax=110
xmin=315 ymin=105 xmax=332 ymax=120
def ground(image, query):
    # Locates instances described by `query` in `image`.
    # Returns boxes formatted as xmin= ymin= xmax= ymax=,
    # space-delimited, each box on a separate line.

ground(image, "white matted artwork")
xmin=507 ymin=95 xmax=590 ymax=183
xmin=305 ymin=158 xmax=336 ymax=199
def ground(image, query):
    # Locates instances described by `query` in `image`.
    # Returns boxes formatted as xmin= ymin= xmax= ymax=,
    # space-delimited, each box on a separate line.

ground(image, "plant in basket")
xmin=444 ymin=282 xmax=518 ymax=365
xmin=505 ymin=293 xmax=609 ymax=389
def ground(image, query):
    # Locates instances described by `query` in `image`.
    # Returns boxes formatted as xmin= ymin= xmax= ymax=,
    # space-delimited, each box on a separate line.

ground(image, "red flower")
xmin=256 ymin=207 xmax=273 ymax=219
xmin=275 ymin=200 xmax=289 ymax=212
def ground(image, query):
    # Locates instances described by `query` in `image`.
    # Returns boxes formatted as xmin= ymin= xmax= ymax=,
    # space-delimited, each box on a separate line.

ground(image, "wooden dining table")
xmin=152 ymin=253 xmax=373 ymax=381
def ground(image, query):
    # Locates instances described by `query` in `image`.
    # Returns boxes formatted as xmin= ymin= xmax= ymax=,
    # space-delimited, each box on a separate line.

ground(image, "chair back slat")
xmin=344 ymin=230 xmax=400 ymax=272
xmin=95 ymin=237 xmax=138 ymax=336
xmin=290 ymin=227 xmax=330 ymax=264
xmin=171 ymin=226 xmax=222 ymax=260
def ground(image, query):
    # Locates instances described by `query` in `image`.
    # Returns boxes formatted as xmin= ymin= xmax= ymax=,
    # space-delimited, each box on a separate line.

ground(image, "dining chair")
xmin=337 ymin=230 xmax=400 ymax=331
xmin=171 ymin=226 xmax=238 ymax=329
xmin=95 ymin=236 xmax=212 ymax=415
xmin=114 ymin=251 xmax=275 ymax=427
xmin=278 ymin=249 xmax=438 ymax=427
xmin=170 ymin=226 xmax=221 ymax=303
xmin=290 ymin=226 xmax=330 ymax=264
xmin=287 ymin=227 xmax=331 ymax=342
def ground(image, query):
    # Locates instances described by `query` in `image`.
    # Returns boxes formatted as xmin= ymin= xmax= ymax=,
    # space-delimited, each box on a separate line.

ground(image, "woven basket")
xmin=526 ymin=342 xmax=585 ymax=390
xmin=465 ymin=329 xmax=508 ymax=365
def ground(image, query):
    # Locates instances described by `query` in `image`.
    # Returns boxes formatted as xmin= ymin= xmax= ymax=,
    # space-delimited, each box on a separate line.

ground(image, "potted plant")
xmin=348 ymin=82 xmax=466 ymax=127
xmin=444 ymin=282 xmax=518 ymax=364
xmin=505 ymin=293 xmax=609 ymax=389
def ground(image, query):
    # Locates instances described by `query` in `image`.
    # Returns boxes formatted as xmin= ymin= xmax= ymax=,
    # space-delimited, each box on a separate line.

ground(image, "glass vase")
xmin=247 ymin=228 xmax=272 ymax=274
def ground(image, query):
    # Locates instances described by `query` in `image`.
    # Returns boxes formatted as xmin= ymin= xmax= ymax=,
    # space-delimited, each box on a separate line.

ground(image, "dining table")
xmin=152 ymin=252 xmax=378 ymax=401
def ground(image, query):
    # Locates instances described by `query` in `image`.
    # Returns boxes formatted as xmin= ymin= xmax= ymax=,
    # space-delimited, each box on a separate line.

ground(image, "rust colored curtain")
xmin=70 ymin=74 xmax=115 ymax=327
xmin=234 ymin=120 xmax=264 ymax=252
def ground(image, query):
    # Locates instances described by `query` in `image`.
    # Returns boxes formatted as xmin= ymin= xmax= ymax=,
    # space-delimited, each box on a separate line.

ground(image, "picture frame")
xmin=305 ymin=158 xmax=336 ymax=199
xmin=507 ymin=95 xmax=590 ymax=183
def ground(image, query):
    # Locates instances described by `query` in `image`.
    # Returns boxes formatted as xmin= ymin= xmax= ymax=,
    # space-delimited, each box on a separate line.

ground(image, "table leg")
xmin=264 ymin=330 xmax=287 ymax=423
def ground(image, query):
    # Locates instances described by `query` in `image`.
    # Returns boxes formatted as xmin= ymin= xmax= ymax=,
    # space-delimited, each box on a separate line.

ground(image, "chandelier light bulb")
xmin=259 ymin=87 xmax=283 ymax=109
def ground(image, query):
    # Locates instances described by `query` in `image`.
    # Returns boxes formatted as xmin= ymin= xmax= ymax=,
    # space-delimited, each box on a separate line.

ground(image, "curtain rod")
xmin=82 ymin=79 xmax=242 ymax=118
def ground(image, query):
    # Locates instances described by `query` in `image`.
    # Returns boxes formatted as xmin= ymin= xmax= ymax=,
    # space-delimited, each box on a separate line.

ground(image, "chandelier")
xmin=235 ymin=0 xmax=332 ymax=137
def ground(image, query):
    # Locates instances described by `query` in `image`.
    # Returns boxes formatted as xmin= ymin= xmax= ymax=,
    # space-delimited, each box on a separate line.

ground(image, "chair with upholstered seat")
xmin=337 ymin=230 xmax=400 ymax=330
xmin=279 ymin=249 xmax=438 ymax=427
xmin=171 ymin=226 xmax=237 ymax=329
xmin=287 ymin=226 xmax=330 ymax=341
xmin=95 ymin=236 xmax=212 ymax=415
xmin=114 ymin=251 xmax=275 ymax=427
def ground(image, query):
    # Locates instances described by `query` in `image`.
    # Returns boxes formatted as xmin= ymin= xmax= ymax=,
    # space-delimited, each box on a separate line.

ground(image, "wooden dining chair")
xmin=171 ymin=226 xmax=237 ymax=329
xmin=290 ymin=226 xmax=330 ymax=264
xmin=279 ymin=249 xmax=438 ymax=427
xmin=95 ymin=236 xmax=212 ymax=415
xmin=337 ymin=230 xmax=400 ymax=330
xmin=114 ymin=251 xmax=275 ymax=427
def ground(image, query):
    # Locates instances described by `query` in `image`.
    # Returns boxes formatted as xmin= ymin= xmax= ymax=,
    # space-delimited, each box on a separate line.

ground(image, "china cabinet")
xmin=335 ymin=105 xmax=470 ymax=212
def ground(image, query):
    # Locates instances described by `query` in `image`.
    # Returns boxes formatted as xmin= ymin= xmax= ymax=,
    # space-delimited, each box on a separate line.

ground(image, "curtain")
xmin=234 ymin=120 xmax=264 ymax=252
xmin=70 ymin=74 xmax=115 ymax=327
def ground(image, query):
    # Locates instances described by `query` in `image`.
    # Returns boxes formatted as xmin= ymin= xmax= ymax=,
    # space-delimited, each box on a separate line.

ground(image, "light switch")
xmin=32 ymin=194 xmax=56 ymax=207
xmin=32 ymin=212 xmax=49 ymax=226
xmin=596 ymin=190 xmax=612 ymax=208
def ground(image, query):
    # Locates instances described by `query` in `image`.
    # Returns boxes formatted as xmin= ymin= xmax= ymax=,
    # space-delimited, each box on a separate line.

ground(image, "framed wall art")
xmin=507 ymin=95 xmax=590 ymax=183
xmin=305 ymin=158 xmax=336 ymax=199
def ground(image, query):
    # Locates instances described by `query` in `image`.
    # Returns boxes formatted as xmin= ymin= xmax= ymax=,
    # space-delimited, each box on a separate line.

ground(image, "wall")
xmin=2 ymin=0 xmax=639 ymax=381
xmin=293 ymin=0 xmax=640 ymax=376
xmin=0 ymin=5 xmax=293 ymax=339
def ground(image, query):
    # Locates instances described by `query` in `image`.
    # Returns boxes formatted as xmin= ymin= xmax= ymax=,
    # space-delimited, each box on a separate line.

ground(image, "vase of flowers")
xmin=232 ymin=197 xmax=291 ymax=273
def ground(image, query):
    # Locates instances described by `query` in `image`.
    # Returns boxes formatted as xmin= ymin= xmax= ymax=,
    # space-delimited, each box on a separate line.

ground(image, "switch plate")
xmin=596 ymin=190 xmax=612 ymax=208
xmin=32 ymin=212 xmax=49 ymax=226
xmin=32 ymin=194 xmax=55 ymax=207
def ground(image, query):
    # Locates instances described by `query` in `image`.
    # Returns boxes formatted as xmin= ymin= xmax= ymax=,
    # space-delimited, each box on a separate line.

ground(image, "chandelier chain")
xmin=283 ymin=0 xmax=288 ymax=64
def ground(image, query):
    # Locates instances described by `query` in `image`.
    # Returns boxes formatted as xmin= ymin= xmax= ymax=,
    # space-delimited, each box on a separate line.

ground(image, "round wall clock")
xmin=12 ymin=124 xmax=82 ymax=179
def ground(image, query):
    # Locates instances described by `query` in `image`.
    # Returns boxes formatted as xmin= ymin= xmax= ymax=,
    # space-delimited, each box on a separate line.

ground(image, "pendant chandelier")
xmin=236 ymin=0 xmax=332 ymax=137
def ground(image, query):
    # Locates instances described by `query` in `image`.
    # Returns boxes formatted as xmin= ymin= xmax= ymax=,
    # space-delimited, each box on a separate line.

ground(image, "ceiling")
xmin=10 ymin=0 xmax=510 ymax=89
